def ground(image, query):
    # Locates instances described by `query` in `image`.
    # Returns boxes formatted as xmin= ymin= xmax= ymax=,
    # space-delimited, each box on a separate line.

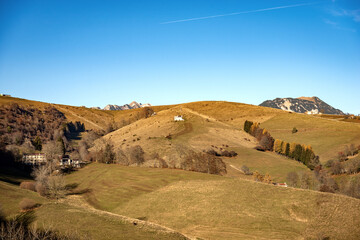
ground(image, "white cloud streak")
xmin=161 ymin=2 xmax=319 ymax=24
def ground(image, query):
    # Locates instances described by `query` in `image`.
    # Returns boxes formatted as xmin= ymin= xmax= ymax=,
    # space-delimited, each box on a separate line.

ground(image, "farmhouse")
xmin=22 ymin=153 xmax=47 ymax=165
xmin=174 ymin=115 xmax=184 ymax=121
xmin=60 ymin=156 xmax=83 ymax=168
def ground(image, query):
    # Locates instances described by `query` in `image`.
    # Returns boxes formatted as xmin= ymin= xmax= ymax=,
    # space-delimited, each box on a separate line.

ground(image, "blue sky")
xmin=0 ymin=0 xmax=359 ymax=113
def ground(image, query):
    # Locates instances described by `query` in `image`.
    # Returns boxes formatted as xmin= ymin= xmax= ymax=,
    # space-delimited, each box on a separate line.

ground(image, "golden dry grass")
xmin=65 ymin=163 xmax=360 ymax=240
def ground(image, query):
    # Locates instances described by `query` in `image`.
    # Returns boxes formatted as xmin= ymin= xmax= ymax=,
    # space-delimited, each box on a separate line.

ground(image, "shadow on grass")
xmin=65 ymin=183 xmax=92 ymax=196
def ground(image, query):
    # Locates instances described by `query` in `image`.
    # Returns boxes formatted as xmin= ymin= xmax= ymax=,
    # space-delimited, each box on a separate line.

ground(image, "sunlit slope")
xmin=66 ymin=164 xmax=360 ymax=240
xmin=0 ymin=179 xmax=187 ymax=240
xmin=224 ymin=146 xmax=309 ymax=182
xmin=103 ymin=106 xmax=257 ymax=166
xmin=3 ymin=96 xmax=358 ymax=162
xmin=102 ymin=105 xmax=309 ymax=178
xmin=180 ymin=101 xmax=360 ymax=163
xmin=260 ymin=113 xmax=360 ymax=162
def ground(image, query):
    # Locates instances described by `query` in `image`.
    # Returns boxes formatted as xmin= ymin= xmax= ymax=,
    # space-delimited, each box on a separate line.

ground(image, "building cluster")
xmin=22 ymin=154 xmax=84 ymax=168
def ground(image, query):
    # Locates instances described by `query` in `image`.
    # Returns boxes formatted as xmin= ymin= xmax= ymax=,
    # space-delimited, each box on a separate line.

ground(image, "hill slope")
xmin=66 ymin=163 xmax=360 ymax=240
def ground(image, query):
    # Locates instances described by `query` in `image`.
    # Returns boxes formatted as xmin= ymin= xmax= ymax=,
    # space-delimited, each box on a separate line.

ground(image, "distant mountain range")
xmin=97 ymin=101 xmax=151 ymax=111
xmin=90 ymin=101 xmax=151 ymax=110
xmin=259 ymin=97 xmax=344 ymax=115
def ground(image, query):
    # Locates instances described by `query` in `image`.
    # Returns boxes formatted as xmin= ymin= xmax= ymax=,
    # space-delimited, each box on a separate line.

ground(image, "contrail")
xmin=161 ymin=2 xmax=318 ymax=24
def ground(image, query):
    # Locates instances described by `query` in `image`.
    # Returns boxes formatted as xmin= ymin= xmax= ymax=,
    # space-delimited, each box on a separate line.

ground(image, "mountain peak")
xmin=259 ymin=97 xmax=343 ymax=115
xmin=103 ymin=101 xmax=151 ymax=111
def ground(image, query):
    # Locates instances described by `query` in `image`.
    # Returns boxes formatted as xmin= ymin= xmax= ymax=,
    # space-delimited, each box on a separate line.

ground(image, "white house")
xmin=174 ymin=115 xmax=184 ymax=121
xmin=22 ymin=153 xmax=47 ymax=165
xmin=60 ymin=156 xmax=82 ymax=168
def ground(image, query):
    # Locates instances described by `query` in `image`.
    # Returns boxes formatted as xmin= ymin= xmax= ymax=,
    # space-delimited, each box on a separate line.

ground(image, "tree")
xmin=287 ymin=172 xmax=299 ymax=187
xmin=116 ymin=148 xmax=129 ymax=165
xmin=289 ymin=143 xmax=297 ymax=158
xmin=47 ymin=175 xmax=66 ymax=199
xmin=129 ymin=145 xmax=145 ymax=165
xmin=259 ymin=134 xmax=274 ymax=151
xmin=349 ymin=144 xmax=357 ymax=156
xmin=253 ymin=171 xmax=264 ymax=182
xmin=293 ymin=144 xmax=303 ymax=161
xmin=243 ymin=120 xmax=253 ymax=133
xmin=273 ymin=139 xmax=283 ymax=153
xmin=42 ymin=141 xmax=63 ymax=161
xmin=263 ymin=173 xmax=273 ymax=184
xmin=285 ymin=142 xmax=290 ymax=157
xmin=56 ymin=137 xmax=66 ymax=155
xmin=31 ymin=162 xmax=66 ymax=198
xmin=32 ymin=136 xmax=42 ymax=151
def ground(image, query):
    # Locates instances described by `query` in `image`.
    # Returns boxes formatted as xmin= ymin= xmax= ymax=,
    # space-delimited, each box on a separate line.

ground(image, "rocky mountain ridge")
xmin=103 ymin=101 xmax=151 ymax=111
xmin=259 ymin=96 xmax=344 ymax=115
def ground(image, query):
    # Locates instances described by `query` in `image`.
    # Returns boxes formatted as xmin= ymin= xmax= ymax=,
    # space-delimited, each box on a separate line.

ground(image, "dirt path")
xmin=54 ymin=105 xmax=105 ymax=130
xmin=62 ymin=195 xmax=192 ymax=239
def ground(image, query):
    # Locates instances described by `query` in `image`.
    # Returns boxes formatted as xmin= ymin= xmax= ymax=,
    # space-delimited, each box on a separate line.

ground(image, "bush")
xmin=241 ymin=165 xmax=252 ymax=175
xmin=20 ymin=181 xmax=36 ymax=192
xmin=287 ymin=172 xmax=299 ymax=187
xmin=19 ymin=198 xmax=37 ymax=211
xmin=35 ymin=183 xmax=47 ymax=196
xmin=292 ymin=127 xmax=298 ymax=134
xmin=221 ymin=150 xmax=237 ymax=157
xmin=129 ymin=145 xmax=145 ymax=165
xmin=181 ymin=152 xmax=226 ymax=175
xmin=206 ymin=149 xmax=220 ymax=156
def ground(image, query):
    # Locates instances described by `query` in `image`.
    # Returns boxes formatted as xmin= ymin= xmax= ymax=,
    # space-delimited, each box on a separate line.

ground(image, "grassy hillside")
xmin=0 ymin=179 xmax=188 ymax=240
xmin=260 ymin=113 xmax=360 ymax=162
xmin=65 ymin=163 xmax=360 ymax=240
xmin=2 ymin=95 xmax=358 ymax=163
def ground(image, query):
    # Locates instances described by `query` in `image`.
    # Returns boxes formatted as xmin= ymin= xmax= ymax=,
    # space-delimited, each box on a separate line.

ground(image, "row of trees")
xmin=273 ymin=139 xmax=320 ymax=170
xmin=243 ymin=120 xmax=274 ymax=151
xmin=244 ymin=120 xmax=320 ymax=170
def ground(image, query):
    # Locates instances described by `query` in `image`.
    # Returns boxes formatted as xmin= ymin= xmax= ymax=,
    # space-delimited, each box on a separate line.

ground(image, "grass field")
xmin=0 ymin=176 xmax=188 ymax=240
xmin=223 ymin=146 xmax=310 ymax=182
xmin=260 ymin=113 xmax=360 ymax=162
xmin=64 ymin=163 xmax=360 ymax=240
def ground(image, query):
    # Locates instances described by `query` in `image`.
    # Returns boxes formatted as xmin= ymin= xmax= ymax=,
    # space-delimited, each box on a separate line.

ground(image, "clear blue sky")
xmin=0 ymin=0 xmax=359 ymax=113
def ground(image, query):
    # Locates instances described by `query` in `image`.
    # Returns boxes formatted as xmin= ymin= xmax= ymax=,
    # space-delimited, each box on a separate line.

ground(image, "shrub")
xmin=35 ymin=183 xmax=47 ymax=196
xmin=129 ymin=145 xmax=145 ymax=165
xmin=286 ymin=172 xmax=299 ymax=187
xmin=181 ymin=152 xmax=226 ymax=175
xmin=20 ymin=181 xmax=36 ymax=192
xmin=206 ymin=149 xmax=220 ymax=156
xmin=252 ymin=171 xmax=264 ymax=182
xmin=19 ymin=198 xmax=37 ymax=211
xmin=292 ymin=127 xmax=298 ymax=134
xmin=116 ymin=148 xmax=129 ymax=165
xmin=241 ymin=165 xmax=252 ymax=175
xmin=221 ymin=150 xmax=237 ymax=157
xmin=47 ymin=175 xmax=66 ymax=199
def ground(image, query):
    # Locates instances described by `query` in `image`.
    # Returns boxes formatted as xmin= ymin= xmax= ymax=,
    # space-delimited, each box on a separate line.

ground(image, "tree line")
xmin=244 ymin=120 xmax=320 ymax=170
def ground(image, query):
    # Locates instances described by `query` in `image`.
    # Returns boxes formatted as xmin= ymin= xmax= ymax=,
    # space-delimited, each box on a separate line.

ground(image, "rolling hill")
xmin=65 ymin=163 xmax=360 ymax=240
xmin=1 ymin=96 xmax=360 ymax=239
